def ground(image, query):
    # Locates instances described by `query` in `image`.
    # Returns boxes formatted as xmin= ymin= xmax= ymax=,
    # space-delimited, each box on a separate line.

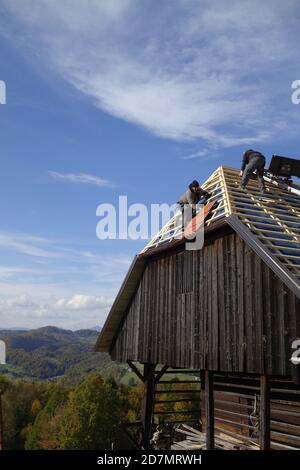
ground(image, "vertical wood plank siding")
xmin=111 ymin=233 xmax=300 ymax=376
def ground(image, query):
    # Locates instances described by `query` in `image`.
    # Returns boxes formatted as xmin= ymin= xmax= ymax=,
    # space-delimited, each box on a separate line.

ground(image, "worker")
xmin=239 ymin=149 xmax=266 ymax=193
xmin=178 ymin=180 xmax=211 ymax=217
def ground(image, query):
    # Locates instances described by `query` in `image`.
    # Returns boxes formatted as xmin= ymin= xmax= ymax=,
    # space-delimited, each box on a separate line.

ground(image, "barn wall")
xmin=111 ymin=233 xmax=300 ymax=375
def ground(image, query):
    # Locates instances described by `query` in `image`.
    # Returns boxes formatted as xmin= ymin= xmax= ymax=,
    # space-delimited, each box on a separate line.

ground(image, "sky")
xmin=0 ymin=0 xmax=299 ymax=330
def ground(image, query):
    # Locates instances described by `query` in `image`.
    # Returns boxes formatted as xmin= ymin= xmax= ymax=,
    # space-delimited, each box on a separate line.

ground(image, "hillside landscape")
xmin=0 ymin=327 xmax=198 ymax=450
xmin=0 ymin=327 xmax=134 ymax=386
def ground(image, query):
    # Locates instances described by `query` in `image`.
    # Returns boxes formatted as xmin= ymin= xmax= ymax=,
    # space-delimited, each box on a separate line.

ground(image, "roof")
xmin=96 ymin=166 xmax=300 ymax=352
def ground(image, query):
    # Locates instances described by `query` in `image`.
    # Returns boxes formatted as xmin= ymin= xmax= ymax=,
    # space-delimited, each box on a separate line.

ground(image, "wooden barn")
xmin=96 ymin=160 xmax=300 ymax=450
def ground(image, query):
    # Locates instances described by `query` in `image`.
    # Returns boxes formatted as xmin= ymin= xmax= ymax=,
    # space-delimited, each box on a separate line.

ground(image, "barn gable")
xmin=111 ymin=232 xmax=299 ymax=376
xmin=96 ymin=166 xmax=300 ymax=356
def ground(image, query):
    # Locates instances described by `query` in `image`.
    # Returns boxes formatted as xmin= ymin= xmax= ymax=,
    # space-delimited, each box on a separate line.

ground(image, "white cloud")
xmin=1 ymin=0 xmax=299 ymax=149
xmin=49 ymin=171 xmax=114 ymax=188
xmin=0 ymin=293 xmax=113 ymax=329
xmin=5 ymin=294 xmax=36 ymax=308
xmin=54 ymin=294 xmax=112 ymax=310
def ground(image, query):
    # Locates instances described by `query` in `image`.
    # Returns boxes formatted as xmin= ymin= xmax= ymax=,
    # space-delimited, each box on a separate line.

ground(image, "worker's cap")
xmin=190 ymin=179 xmax=200 ymax=187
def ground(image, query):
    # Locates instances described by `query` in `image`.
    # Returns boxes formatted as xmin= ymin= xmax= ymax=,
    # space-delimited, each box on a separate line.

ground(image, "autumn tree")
xmin=0 ymin=376 xmax=9 ymax=450
xmin=25 ymin=387 xmax=68 ymax=450
xmin=59 ymin=374 xmax=127 ymax=450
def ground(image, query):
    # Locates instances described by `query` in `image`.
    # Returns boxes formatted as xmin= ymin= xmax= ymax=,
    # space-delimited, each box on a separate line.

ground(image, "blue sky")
xmin=0 ymin=0 xmax=299 ymax=329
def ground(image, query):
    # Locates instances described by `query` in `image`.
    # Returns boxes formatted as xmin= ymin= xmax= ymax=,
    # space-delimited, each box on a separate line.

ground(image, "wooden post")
xmin=260 ymin=374 xmax=270 ymax=450
xmin=205 ymin=370 xmax=214 ymax=450
xmin=141 ymin=363 xmax=156 ymax=450
xmin=199 ymin=370 xmax=205 ymax=432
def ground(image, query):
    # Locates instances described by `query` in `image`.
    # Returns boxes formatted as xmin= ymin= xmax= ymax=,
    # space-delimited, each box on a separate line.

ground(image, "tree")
xmin=0 ymin=376 xmax=9 ymax=450
xmin=3 ymin=380 xmax=53 ymax=449
xmin=59 ymin=374 xmax=127 ymax=450
xmin=25 ymin=387 xmax=68 ymax=450
xmin=31 ymin=399 xmax=42 ymax=417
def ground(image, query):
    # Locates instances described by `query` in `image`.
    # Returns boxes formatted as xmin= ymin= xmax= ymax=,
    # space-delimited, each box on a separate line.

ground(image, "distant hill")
xmin=91 ymin=326 xmax=101 ymax=332
xmin=0 ymin=326 xmax=134 ymax=386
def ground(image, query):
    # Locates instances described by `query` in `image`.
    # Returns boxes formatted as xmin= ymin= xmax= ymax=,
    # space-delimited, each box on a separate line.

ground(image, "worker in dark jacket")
xmin=239 ymin=149 xmax=266 ymax=193
xmin=178 ymin=180 xmax=211 ymax=216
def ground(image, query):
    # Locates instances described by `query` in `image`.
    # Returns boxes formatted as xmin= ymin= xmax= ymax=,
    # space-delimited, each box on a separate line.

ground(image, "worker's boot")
xmin=259 ymin=183 xmax=266 ymax=194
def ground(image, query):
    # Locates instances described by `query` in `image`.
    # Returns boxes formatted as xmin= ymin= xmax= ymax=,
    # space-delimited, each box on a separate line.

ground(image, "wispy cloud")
xmin=1 ymin=0 xmax=299 ymax=149
xmin=183 ymin=148 xmax=212 ymax=160
xmin=49 ymin=171 xmax=115 ymax=187
xmin=54 ymin=294 xmax=113 ymax=311
xmin=0 ymin=229 xmax=131 ymax=329
xmin=0 ymin=233 xmax=59 ymax=258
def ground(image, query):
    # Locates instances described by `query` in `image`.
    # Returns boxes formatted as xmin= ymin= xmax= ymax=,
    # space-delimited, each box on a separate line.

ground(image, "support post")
xmin=205 ymin=370 xmax=214 ymax=450
xmin=199 ymin=370 xmax=205 ymax=432
xmin=260 ymin=374 xmax=270 ymax=450
xmin=141 ymin=363 xmax=156 ymax=450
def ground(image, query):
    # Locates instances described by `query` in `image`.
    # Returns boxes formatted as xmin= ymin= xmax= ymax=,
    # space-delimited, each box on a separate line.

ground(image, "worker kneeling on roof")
xmin=239 ymin=149 xmax=266 ymax=193
xmin=177 ymin=180 xmax=211 ymax=218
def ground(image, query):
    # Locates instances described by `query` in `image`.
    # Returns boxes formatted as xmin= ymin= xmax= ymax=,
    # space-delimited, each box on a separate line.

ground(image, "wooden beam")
xmin=260 ymin=375 xmax=270 ymax=450
xmin=205 ymin=370 xmax=215 ymax=450
xmin=291 ymin=362 xmax=300 ymax=385
xmin=141 ymin=364 xmax=156 ymax=450
xmin=227 ymin=215 xmax=300 ymax=300
xmin=200 ymin=370 xmax=205 ymax=432
xmin=127 ymin=360 xmax=144 ymax=382
xmin=154 ymin=365 xmax=169 ymax=384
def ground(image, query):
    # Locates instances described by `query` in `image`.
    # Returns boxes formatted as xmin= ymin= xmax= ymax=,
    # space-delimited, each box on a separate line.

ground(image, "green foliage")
xmin=0 ymin=375 xmax=9 ymax=395
xmin=0 ymin=373 xmax=140 ymax=450
xmin=59 ymin=374 xmax=128 ymax=450
xmin=25 ymin=387 xmax=69 ymax=450
xmin=1 ymin=370 xmax=200 ymax=450
xmin=0 ymin=327 xmax=202 ymax=451
xmin=2 ymin=379 xmax=52 ymax=449
xmin=154 ymin=376 xmax=201 ymax=423
xmin=0 ymin=328 xmax=154 ymax=450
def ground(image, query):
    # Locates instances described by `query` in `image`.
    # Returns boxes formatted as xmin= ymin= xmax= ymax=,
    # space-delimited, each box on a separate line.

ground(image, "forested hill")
xmin=0 ymin=326 xmax=128 ymax=385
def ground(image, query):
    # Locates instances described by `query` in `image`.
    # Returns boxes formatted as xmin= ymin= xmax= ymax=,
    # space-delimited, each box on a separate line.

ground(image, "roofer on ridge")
xmin=239 ymin=149 xmax=266 ymax=193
